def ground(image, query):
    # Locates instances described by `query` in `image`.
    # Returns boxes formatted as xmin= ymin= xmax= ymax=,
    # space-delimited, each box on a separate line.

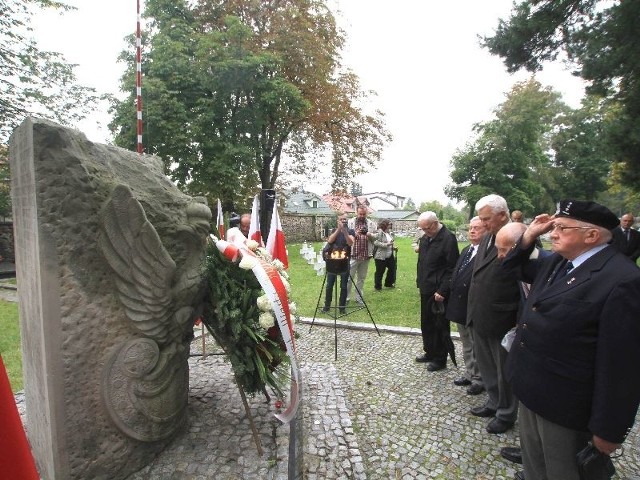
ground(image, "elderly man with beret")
xmin=502 ymin=200 xmax=640 ymax=480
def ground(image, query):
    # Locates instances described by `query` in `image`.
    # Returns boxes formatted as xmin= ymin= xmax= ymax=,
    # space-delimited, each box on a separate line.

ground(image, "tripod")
xmin=310 ymin=269 xmax=380 ymax=360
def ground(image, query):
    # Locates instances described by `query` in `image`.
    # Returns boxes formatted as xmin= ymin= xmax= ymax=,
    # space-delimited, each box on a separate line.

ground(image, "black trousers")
xmin=325 ymin=271 xmax=349 ymax=308
xmin=420 ymin=294 xmax=449 ymax=364
xmin=374 ymin=255 xmax=396 ymax=289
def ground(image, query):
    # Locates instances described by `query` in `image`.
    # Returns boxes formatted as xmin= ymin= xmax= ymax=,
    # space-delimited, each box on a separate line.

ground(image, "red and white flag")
xmin=248 ymin=195 xmax=263 ymax=246
xmin=266 ymin=200 xmax=288 ymax=269
xmin=0 ymin=355 xmax=40 ymax=480
xmin=216 ymin=199 xmax=225 ymax=239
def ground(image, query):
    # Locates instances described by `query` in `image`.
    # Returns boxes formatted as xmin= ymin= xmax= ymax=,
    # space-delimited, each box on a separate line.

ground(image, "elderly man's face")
xmin=477 ymin=206 xmax=508 ymax=235
xmin=621 ymin=214 xmax=634 ymax=229
xmin=549 ymin=219 xmax=596 ymax=260
xmin=418 ymin=218 xmax=439 ymax=238
xmin=495 ymin=233 xmax=512 ymax=260
xmin=239 ymin=217 xmax=250 ymax=236
xmin=468 ymin=219 xmax=485 ymax=245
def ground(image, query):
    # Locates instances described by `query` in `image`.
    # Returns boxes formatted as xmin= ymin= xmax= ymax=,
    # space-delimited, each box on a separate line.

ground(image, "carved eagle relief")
xmin=98 ymin=184 xmax=211 ymax=441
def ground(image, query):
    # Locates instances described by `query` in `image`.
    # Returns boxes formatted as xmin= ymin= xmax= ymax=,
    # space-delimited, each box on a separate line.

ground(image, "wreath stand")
xmin=197 ymin=325 xmax=265 ymax=455
xmin=309 ymin=260 xmax=380 ymax=360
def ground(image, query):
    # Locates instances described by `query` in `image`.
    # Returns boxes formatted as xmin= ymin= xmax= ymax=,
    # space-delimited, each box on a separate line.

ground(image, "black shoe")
xmin=339 ymin=308 xmax=346 ymax=314
xmin=384 ymin=285 xmax=395 ymax=288
xmin=321 ymin=306 xmax=330 ymax=313
xmin=470 ymin=406 xmax=496 ymax=418
xmin=454 ymin=377 xmax=472 ymax=386
xmin=426 ymin=362 xmax=446 ymax=372
xmin=514 ymin=471 xmax=525 ymax=480
xmin=466 ymin=384 xmax=485 ymax=395
xmin=500 ymin=446 xmax=523 ymax=464
xmin=486 ymin=417 xmax=514 ymax=434
xmin=415 ymin=354 xmax=432 ymax=363
xmin=374 ymin=287 xmax=382 ymax=291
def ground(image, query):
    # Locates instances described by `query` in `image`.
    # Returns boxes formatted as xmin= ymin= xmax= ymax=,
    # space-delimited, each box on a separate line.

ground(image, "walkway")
xmin=13 ymin=315 xmax=640 ymax=479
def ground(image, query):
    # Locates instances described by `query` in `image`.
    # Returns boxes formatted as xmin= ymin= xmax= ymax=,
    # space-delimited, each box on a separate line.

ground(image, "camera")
xmin=342 ymin=220 xmax=348 ymax=227
xmin=359 ymin=227 xmax=368 ymax=234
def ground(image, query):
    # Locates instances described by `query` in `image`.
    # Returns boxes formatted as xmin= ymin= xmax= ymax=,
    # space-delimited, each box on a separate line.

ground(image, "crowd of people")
xmin=319 ymin=195 xmax=640 ymax=480
xmin=413 ymin=194 xmax=640 ymax=480
xmin=231 ymin=196 xmax=640 ymax=479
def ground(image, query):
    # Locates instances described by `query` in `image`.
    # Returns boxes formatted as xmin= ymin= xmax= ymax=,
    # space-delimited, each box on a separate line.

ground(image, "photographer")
xmin=346 ymin=205 xmax=375 ymax=305
xmin=322 ymin=213 xmax=355 ymax=314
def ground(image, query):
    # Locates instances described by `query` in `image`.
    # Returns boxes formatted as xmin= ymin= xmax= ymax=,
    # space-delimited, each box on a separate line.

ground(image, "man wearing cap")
xmin=502 ymin=200 xmax=640 ymax=480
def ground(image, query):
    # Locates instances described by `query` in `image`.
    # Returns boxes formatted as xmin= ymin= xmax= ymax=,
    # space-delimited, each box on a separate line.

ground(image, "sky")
xmin=31 ymin=0 xmax=587 ymax=206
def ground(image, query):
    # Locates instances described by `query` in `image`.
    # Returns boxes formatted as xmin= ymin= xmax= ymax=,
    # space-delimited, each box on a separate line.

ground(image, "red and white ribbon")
xmin=211 ymin=236 xmax=300 ymax=423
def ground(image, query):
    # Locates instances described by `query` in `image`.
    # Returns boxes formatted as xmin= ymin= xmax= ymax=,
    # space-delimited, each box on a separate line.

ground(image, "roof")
xmin=321 ymin=194 xmax=373 ymax=214
xmin=283 ymin=191 xmax=334 ymax=215
xmin=370 ymin=210 xmax=420 ymax=221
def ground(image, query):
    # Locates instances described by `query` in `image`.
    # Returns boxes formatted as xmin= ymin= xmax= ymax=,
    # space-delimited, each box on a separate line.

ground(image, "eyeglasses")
xmin=551 ymin=224 xmax=593 ymax=233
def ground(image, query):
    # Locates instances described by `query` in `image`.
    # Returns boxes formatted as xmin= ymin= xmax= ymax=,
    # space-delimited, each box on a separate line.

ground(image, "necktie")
xmin=626 ymin=229 xmax=630 ymax=242
xmin=460 ymin=246 xmax=474 ymax=270
xmin=552 ymin=260 xmax=573 ymax=284
xmin=484 ymin=235 xmax=495 ymax=258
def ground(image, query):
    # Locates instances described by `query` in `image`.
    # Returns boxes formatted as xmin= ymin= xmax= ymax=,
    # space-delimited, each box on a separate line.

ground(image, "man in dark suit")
xmin=503 ymin=200 xmax=640 ymax=479
xmin=610 ymin=212 xmax=640 ymax=262
xmin=414 ymin=211 xmax=459 ymax=372
xmin=446 ymin=216 xmax=485 ymax=395
xmin=467 ymin=194 xmax=521 ymax=435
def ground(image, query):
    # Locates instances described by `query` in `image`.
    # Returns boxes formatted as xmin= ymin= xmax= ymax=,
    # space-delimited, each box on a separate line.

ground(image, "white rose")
xmin=259 ymin=312 xmax=275 ymax=329
xmin=246 ymin=239 xmax=259 ymax=251
xmin=288 ymin=302 xmax=297 ymax=314
xmin=257 ymin=294 xmax=272 ymax=312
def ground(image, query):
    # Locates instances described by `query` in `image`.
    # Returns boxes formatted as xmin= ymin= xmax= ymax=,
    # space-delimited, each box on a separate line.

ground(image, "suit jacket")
xmin=467 ymin=232 xmax=521 ymax=338
xmin=416 ymin=225 xmax=459 ymax=298
xmin=446 ymin=244 xmax=476 ymax=325
xmin=502 ymin=242 xmax=640 ymax=443
xmin=610 ymin=226 xmax=640 ymax=262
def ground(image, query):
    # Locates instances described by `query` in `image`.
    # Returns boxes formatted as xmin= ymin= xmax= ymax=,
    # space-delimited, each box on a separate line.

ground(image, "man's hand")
xmin=592 ymin=435 xmax=620 ymax=456
xmin=521 ymin=213 xmax=554 ymax=249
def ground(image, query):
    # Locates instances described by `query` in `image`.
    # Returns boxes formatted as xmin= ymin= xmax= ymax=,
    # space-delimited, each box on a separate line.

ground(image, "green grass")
xmin=0 ymin=237 xmax=469 ymax=392
xmin=0 ymin=299 xmax=22 ymax=392
xmin=289 ymin=237 xmax=468 ymax=329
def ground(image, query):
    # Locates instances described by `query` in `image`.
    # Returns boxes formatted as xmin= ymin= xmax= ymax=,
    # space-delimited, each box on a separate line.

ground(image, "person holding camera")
xmin=346 ymin=205 xmax=375 ymax=305
xmin=372 ymin=219 xmax=396 ymax=290
xmin=322 ymin=213 xmax=355 ymax=314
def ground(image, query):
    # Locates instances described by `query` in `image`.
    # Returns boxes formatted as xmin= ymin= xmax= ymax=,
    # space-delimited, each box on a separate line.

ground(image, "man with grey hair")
xmin=467 ymin=194 xmax=520 ymax=434
xmin=415 ymin=211 xmax=459 ymax=371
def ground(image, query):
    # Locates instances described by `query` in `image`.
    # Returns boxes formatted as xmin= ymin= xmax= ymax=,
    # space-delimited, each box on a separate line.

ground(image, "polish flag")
xmin=266 ymin=200 xmax=288 ymax=269
xmin=216 ymin=199 xmax=225 ymax=239
xmin=248 ymin=195 xmax=263 ymax=246
xmin=0 ymin=355 xmax=40 ymax=480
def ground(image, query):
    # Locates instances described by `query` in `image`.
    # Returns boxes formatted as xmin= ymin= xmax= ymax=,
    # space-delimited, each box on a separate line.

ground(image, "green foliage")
xmin=110 ymin=0 xmax=391 ymax=208
xmin=483 ymin=0 xmax=640 ymax=191
xmin=202 ymin=241 xmax=289 ymax=397
xmin=0 ymin=299 xmax=21 ymax=392
xmin=446 ymin=79 xmax=586 ymax=216
xmin=0 ymin=0 xmax=99 ymax=142
xmin=0 ymin=145 xmax=11 ymax=218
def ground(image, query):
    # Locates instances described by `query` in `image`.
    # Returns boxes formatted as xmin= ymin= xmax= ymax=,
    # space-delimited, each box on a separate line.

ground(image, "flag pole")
xmin=136 ymin=0 xmax=143 ymax=154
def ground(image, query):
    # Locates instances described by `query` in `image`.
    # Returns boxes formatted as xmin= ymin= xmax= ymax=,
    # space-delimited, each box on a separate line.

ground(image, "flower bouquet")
xmin=201 ymin=237 xmax=295 ymax=400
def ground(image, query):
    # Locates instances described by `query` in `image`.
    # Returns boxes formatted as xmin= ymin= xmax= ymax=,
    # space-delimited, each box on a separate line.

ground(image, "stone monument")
xmin=9 ymin=118 xmax=212 ymax=479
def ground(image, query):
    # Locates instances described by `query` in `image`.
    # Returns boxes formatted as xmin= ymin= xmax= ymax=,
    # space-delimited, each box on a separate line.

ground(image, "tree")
xmin=0 ymin=0 xmax=99 ymax=142
xmin=0 ymin=145 xmax=10 ymax=218
xmin=109 ymin=0 xmax=391 ymax=208
xmin=548 ymin=96 xmax=611 ymax=201
xmin=403 ymin=197 xmax=416 ymax=211
xmin=446 ymin=79 xmax=566 ymax=217
xmin=482 ymin=0 xmax=640 ymax=190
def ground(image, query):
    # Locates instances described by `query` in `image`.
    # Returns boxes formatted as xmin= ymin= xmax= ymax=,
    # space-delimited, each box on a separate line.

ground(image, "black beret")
xmin=555 ymin=200 xmax=619 ymax=230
